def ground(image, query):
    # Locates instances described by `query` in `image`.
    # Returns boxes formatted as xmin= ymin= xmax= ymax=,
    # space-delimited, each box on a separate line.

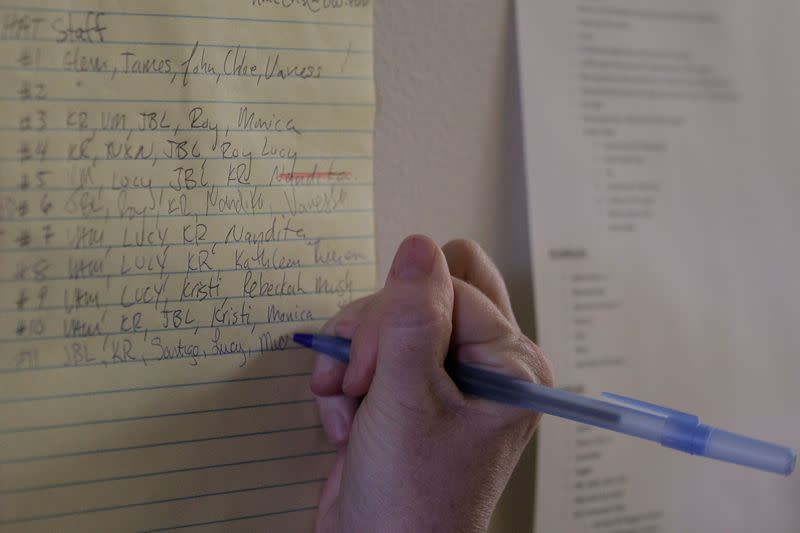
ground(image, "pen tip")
xmin=293 ymin=333 xmax=314 ymax=348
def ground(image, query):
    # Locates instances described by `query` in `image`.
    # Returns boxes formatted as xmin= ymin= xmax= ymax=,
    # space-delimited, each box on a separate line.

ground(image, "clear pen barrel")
xmin=511 ymin=382 xmax=667 ymax=443
xmin=454 ymin=364 xmax=797 ymax=476
xmin=606 ymin=407 xmax=666 ymax=442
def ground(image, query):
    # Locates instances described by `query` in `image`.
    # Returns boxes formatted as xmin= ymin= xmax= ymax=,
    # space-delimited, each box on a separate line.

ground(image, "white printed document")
xmin=516 ymin=1 xmax=800 ymax=531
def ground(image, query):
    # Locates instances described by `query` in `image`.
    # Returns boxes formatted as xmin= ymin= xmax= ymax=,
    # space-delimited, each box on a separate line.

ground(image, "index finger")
xmin=442 ymin=239 xmax=518 ymax=328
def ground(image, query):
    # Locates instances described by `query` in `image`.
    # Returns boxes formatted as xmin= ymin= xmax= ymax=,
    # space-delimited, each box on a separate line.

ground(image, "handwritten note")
xmin=0 ymin=1 xmax=374 ymax=531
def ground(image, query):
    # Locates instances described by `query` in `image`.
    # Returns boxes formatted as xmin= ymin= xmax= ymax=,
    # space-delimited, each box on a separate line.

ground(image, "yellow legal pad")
xmin=0 ymin=1 xmax=375 ymax=531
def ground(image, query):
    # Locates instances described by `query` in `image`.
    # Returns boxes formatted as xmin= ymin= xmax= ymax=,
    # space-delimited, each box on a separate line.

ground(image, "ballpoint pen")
xmin=294 ymin=333 xmax=796 ymax=476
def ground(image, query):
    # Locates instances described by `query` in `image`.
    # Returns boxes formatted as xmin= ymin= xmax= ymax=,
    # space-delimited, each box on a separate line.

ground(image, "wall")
xmin=374 ymin=2 xmax=536 ymax=531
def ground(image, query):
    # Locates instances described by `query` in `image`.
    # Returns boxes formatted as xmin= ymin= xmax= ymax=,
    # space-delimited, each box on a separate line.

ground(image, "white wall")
xmin=374 ymin=2 xmax=536 ymax=531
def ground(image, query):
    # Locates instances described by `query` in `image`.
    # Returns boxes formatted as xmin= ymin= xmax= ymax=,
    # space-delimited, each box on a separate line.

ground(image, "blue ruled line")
xmin=0 ymin=207 xmax=374 ymax=222
xmin=0 ymin=182 xmax=374 ymax=192
xmin=142 ymin=506 xmax=318 ymax=532
xmin=0 ymin=155 xmax=373 ymax=163
xmin=0 ymin=371 xmax=312 ymax=405
xmin=1 ymin=398 xmax=315 ymax=435
xmin=1 ymin=312 xmax=338 ymax=342
xmin=0 ymin=260 xmax=376 ymax=283
xmin=0 ymin=96 xmax=375 ymax=106
xmin=3 ymin=280 xmax=373 ymax=313
xmin=0 ymin=449 xmax=334 ymax=495
xmin=2 ymin=478 xmax=325 ymax=526
xmin=0 ymin=127 xmax=374 ymax=133
xmin=0 ymin=65 xmax=373 ymax=81
xmin=0 ymin=4 xmax=373 ymax=29
xmin=0 ymin=423 xmax=323 ymax=465
xmin=0 ymin=345 xmax=314 ymax=375
xmin=0 ymin=36 xmax=372 ymax=55
xmin=0 ymin=233 xmax=374 ymax=254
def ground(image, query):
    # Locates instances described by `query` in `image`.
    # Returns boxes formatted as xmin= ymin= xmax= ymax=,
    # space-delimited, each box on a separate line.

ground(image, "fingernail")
xmin=390 ymin=235 xmax=436 ymax=280
xmin=328 ymin=410 xmax=348 ymax=444
xmin=313 ymin=352 xmax=340 ymax=375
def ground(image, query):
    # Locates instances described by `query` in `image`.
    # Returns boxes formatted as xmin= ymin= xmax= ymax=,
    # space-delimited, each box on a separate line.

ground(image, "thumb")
xmin=372 ymin=235 xmax=454 ymax=392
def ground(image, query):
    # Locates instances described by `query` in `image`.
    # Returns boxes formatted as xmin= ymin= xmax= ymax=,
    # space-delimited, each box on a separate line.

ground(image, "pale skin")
xmin=310 ymin=235 xmax=555 ymax=532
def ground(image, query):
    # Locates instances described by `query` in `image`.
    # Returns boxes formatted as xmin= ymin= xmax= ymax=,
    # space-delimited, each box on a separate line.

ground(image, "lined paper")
xmin=0 ymin=1 xmax=374 ymax=531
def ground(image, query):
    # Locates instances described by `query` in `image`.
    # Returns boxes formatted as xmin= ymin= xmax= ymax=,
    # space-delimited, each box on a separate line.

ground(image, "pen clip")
xmin=601 ymin=392 xmax=698 ymax=423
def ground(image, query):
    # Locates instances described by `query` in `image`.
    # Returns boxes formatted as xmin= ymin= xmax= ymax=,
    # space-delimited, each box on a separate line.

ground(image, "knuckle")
xmin=380 ymin=293 xmax=452 ymax=335
xmin=521 ymin=335 xmax=555 ymax=387
xmin=324 ymin=293 xmax=377 ymax=335
xmin=502 ymin=333 xmax=555 ymax=388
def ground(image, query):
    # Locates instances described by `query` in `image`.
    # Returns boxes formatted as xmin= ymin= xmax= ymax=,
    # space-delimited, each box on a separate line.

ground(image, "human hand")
xmin=310 ymin=235 xmax=554 ymax=532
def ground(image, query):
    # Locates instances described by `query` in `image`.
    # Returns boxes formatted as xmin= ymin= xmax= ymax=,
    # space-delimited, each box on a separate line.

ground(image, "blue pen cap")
xmin=703 ymin=428 xmax=797 ymax=476
xmin=602 ymin=392 xmax=797 ymax=476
